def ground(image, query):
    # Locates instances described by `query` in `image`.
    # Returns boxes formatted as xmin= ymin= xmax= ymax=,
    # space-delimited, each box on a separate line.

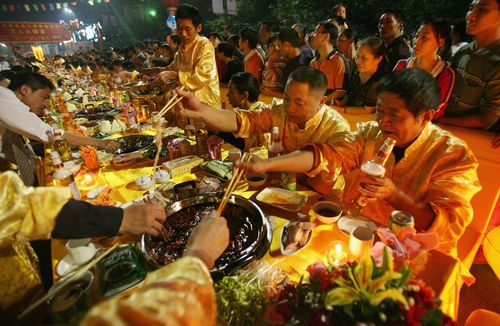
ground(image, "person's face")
xmin=21 ymin=86 xmax=51 ymax=115
xmin=355 ymin=44 xmax=383 ymax=73
xmin=336 ymin=33 xmax=352 ymax=53
xmin=413 ymin=24 xmax=442 ymax=58
xmin=227 ymin=81 xmax=246 ymax=108
xmin=375 ymin=92 xmax=432 ymax=147
xmin=283 ymin=80 xmax=324 ymax=125
xmin=268 ymin=39 xmax=281 ymax=59
xmin=259 ymin=25 xmax=271 ymax=44
xmin=177 ymin=18 xmax=201 ymax=45
xmin=466 ymin=0 xmax=500 ymax=36
xmin=334 ymin=6 xmax=347 ymax=19
xmin=378 ymin=13 xmax=403 ymax=41
xmin=310 ymin=24 xmax=328 ymax=50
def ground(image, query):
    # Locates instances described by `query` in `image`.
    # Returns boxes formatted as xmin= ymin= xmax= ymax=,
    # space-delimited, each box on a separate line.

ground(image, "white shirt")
xmin=0 ymin=86 xmax=53 ymax=144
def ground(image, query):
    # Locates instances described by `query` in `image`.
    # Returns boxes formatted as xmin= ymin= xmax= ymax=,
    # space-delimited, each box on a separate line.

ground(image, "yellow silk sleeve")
xmin=0 ymin=171 xmax=71 ymax=241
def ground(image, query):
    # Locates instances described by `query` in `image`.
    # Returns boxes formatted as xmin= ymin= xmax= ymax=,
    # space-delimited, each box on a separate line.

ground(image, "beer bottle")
xmin=53 ymin=129 xmax=72 ymax=162
xmin=343 ymin=137 xmax=396 ymax=213
xmin=51 ymin=151 xmax=81 ymax=200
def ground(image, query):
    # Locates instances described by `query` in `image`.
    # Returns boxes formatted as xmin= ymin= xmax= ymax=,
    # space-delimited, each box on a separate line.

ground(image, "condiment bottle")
xmin=268 ymin=126 xmax=284 ymax=186
xmin=51 ymin=151 xmax=81 ymax=200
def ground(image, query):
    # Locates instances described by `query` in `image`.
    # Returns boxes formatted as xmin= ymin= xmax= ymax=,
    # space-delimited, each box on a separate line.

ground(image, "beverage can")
xmin=389 ymin=210 xmax=415 ymax=234
xmin=280 ymin=172 xmax=296 ymax=191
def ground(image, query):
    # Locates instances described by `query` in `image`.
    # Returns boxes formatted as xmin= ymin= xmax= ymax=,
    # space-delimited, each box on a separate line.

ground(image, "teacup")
xmin=312 ymin=201 xmax=342 ymax=224
xmin=349 ymin=226 xmax=374 ymax=259
xmin=66 ymin=238 xmax=96 ymax=265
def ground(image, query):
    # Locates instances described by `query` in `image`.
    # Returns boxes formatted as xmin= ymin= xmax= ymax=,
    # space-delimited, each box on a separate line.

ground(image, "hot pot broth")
xmin=147 ymin=203 xmax=258 ymax=267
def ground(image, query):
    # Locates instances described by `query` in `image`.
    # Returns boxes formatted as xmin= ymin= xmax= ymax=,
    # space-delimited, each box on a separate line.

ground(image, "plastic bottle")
xmin=51 ymin=151 xmax=81 ymax=200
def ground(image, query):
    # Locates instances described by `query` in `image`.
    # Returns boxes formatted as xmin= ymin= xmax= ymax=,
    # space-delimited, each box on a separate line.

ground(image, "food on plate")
xmin=166 ymin=137 xmax=193 ymax=159
xmin=196 ymin=176 xmax=223 ymax=193
xmin=99 ymin=119 xmax=126 ymax=134
xmin=200 ymin=160 xmax=233 ymax=180
xmin=281 ymin=221 xmax=316 ymax=251
xmin=87 ymin=187 xmax=117 ymax=206
xmin=80 ymin=145 xmax=99 ymax=170
xmin=261 ymin=192 xmax=302 ymax=206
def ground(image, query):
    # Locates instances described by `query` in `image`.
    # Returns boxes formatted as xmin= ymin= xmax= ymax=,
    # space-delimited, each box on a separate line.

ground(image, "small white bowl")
xmin=135 ymin=175 xmax=154 ymax=190
xmin=63 ymin=159 xmax=82 ymax=174
xmin=312 ymin=201 xmax=342 ymax=224
xmin=246 ymin=173 xmax=268 ymax=188
xmin=154 ymin=170 xmax=170 ymax=184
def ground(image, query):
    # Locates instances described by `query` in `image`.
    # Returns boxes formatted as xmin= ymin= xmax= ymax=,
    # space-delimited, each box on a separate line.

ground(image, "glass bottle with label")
xmin=53 ymin=129 xmax=72 ymax=162
xmin=268 ymin=126 xmax=284 ymax=186
xmin=51 ymin=151 xmax=81 ymax=200
xmin=343 ymin=137 xmax=396 ymax=215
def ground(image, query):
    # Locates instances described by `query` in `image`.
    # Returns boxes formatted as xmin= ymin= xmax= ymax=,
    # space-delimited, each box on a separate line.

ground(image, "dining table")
xmin=50 ymin=140 xmax=461 ymax=319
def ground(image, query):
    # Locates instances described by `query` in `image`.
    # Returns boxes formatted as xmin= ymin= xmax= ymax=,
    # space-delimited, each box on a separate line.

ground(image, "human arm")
xmin=63 ymin=132 xmax=119 ymax=152
xmin=175 ymin=87 xmax=238 ymax=132
xmin=51 ymin=201 xmax=167 ymax=238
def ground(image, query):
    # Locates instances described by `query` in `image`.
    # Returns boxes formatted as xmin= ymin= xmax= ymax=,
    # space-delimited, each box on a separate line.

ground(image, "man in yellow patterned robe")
xmin=176 ymin=66 xmax=351 ymax=195
xmin=155 ymin=4 xmax=221 ymax=109
xmin=239 ymin=68 xmax=481 ymax=260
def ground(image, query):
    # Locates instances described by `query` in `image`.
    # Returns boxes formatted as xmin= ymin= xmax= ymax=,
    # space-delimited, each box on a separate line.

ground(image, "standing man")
xmin=309 ymin=22 xmax=350 ymax=105
xmin=155 ymin=4 xmax=221 ymax=109
xmin=439 ymin=0 xmax=500 ymax=136
xmin=292 ymin=23 xmax=315 ymax=65
xmin=378 ymin=9 xmax=412 ymax=70
xmin=240 ymin=26 xmax=265 ymax=84
xmin=259 ymin=21 xmax=280 ymax=56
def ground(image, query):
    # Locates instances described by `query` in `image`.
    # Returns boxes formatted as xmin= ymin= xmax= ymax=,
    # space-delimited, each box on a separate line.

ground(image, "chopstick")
xmin=217 ymin=153 xmax=251 ymax=215
xmin=18 ymin=243 xmax=119 ymax=319
xmin=155 ymin=86 xmax=185 ymax=119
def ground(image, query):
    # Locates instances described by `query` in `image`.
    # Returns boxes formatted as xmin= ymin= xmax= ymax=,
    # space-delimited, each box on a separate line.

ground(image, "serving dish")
xmin=256 ymin=187 xmax=307 ymax=212
xmin=140 ymin=193 xmax=272 ymax=279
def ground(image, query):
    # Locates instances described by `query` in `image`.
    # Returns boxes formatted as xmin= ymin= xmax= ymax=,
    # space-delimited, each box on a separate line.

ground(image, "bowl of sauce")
xmin=312 ymin=201 xmax=342 ymax=224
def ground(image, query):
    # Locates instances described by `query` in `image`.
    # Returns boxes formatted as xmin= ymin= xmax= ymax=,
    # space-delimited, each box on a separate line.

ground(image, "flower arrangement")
xmin=264 ymin=247 xmax=454 ymax=326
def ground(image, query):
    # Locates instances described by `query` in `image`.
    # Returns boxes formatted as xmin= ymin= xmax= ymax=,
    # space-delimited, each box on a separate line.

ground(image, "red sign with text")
xmin=0 ymin=22 xmax=71 ymax=44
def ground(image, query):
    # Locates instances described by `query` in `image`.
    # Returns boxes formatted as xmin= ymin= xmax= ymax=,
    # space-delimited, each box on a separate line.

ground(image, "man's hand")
xmin=97 ymin=139 xmax=119 ymax=152
xmin=358 ymin=176 xmax=398 ymax=201
xmin=184 ymin=210 xmax=230 ymax=268
xmin=173 ymin=87 xmax=206 ymax=120
xmin=235 ymin=154 xmax=268 ymax=174
xmin=120 ymin=203 xmax=167 ymax=237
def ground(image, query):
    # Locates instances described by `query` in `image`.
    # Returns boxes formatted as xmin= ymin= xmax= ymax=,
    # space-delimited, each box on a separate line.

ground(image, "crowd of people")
xmin=0 ymin=0 xmax=498 ymax=323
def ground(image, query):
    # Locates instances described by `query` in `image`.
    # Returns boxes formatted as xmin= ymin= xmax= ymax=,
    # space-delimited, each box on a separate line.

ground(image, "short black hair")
xmin=176 ymin=4 xmax=202 ymax=27
xmin=376 ymin=68 xmax=440 ymax=116
xmin=381 ymin=9 xmax=405 ymax=24
xmin=8 ymin=72 xmax=55 ymax=92
xmin=288 ymin=66 xmax=328 ymax=96
xmin=318 ymin=21 xmax=339 ymax=46
xmin=278 ymin=30 xmax=301 ymax=48
xmin=261 ymin=21 xmax=280 ymax=33
xmin=240 ymin=26 xmax=259 ymax=49
xmin=217 ymin=42 xmax=234 ymax=57
xmin=230 ymin=72 xmax=260 ymax=102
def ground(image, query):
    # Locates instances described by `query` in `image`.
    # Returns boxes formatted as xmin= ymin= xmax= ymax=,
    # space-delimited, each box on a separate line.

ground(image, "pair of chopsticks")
xmin=18 ymin=243 xmax=119 ymax=320
xmin=155 ymin=86 xmax=185 ymax=120
xmin=217 ymin=153 xmax=251 ymax=215
xmin=151 ymin=86 xmax=185 ymax=176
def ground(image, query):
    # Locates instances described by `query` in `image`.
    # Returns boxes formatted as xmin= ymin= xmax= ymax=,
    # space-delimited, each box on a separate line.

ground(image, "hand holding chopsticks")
xmin=217 ymin=153 xmax=251 ymax=215
xmin=155 ymin=86 xmax=185 ymax=120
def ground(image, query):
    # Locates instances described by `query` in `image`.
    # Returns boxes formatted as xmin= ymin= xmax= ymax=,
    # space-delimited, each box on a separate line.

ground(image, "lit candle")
xmin=326 ymin=241 xmax=348 ymax=267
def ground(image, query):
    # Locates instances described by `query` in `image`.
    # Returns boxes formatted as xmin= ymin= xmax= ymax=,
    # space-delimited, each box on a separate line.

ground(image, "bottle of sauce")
xmin=268 ymin=126 xmax=284 ymax=185
xmin=51 ymin=151 xmax=81 ymax=200
xmin=53 ymin=129 xmax=72 ymax=162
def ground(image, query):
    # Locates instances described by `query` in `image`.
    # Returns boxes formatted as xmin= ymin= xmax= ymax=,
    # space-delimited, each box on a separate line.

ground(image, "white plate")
xmin=337 ymin=216 xmax=377 ymax=235
xmin=256 ymin=187 xmax=307 ymax=212
xmin=280 ymin=222 xmax=313 ymax=256
xmin=56 ymin=254 xmax=78 ymax=276
xmin=87 ymin=186 xmax=108 ymax=199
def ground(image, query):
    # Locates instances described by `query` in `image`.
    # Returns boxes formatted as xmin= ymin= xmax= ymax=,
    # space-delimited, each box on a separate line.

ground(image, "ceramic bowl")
xmin=154 ymin=169 xmax=171 ymax=184
xmin=246 ymin=173 xmax=268 ymax=188
xmin=312 ymin=201 xmax=342 ymax=224
xmin=135 ymin=175 xmax=154 ymax=190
